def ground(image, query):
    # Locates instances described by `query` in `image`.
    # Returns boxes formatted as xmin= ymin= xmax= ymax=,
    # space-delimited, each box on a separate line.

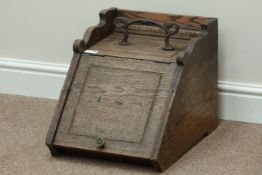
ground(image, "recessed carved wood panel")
xmin=69 ymin=65 xmax=162 ymax=143
xmin=54 ymin=55 xmax=177 ymax=158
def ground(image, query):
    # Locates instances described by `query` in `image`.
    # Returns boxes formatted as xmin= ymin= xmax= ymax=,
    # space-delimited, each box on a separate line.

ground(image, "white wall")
xmin=1 ymin=0 xmax=262 ymax=84
xmin=1 ymin=1 xmax=262 ymax=123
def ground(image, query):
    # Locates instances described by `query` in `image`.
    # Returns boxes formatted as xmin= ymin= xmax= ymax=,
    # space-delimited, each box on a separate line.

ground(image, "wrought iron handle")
xmin=114 ymin=17 xmax=180 ymax=51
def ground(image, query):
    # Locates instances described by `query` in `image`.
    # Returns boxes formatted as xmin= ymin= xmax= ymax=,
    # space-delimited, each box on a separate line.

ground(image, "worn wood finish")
xmin=46 ymin=8 xmax=218 ymax=172
xmin=152 ymin=20 xmax=218 ymax=171
xmin=45 ymin=53 xmax=81 ymax=155
xmin=89 ymin=32 xmax=189 ymax=63
xmin=73 ymin=7 xmax=117 ymax=53
xmin=54 ymin=55 xmax=177 ymax=158
xmin=117 ymin=9 xmax=213 ymax=30
xmin=46 ymin=7 xmax=117 ymax=155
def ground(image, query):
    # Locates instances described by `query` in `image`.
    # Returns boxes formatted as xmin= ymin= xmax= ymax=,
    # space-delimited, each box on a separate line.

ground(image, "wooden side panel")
xmin=154 ymin=19 xmax=218 ymax=171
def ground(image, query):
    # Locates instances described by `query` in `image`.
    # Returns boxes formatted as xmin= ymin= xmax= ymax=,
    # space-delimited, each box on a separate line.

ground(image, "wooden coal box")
xmin=46 ymin=8 xmax=218 ymax=172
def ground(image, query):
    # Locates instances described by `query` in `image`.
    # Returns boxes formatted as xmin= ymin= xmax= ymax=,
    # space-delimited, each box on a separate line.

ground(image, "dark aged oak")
xmin=46 ymin=7 xmax=218 ymax=172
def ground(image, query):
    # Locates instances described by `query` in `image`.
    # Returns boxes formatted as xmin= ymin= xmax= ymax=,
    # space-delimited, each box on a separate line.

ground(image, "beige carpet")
xmin=0 ymin=94 xmax=261 ymax=175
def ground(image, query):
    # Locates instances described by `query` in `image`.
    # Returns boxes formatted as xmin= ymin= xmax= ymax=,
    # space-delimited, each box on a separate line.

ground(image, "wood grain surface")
xmin=54 ymin=55 xmax=177 ymax=159
xmin=89 ymin=32 xmax=188 ymax=63
xmin=46 ymin=8 xmax=218 ymax=172
xmin=69 ymin=64 xmax=161 ymax=143
xmin=117 ymin=9 xmax=214 ymax=30
xmin=152 ymin=18 xmax=218 ymax=171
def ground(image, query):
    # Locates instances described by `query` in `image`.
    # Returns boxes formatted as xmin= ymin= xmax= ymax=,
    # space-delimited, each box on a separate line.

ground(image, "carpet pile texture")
xmin=0 ymin=94 xmax=261 ymax=175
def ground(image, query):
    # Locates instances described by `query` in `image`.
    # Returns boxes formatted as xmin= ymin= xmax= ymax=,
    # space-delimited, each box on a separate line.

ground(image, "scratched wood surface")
xmin=54 ymin=55 xmax=177 ymax=158
xmin=46 ymin=8 xmax=218 ymax=172
xmin=117 ymin=9 xmax=214 ymax=30
xmin=89 ymin=32 xmax=189 ymax=63
xmin=46 ymin=7 xmax=118 ymax=155
xmin=152 ymin=19 xmax=218 ymax=171
xmin=70 ymin=65 xmax=161 ymax=143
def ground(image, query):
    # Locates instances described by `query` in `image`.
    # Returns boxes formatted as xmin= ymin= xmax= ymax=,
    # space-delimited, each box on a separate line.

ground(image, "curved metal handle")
xmin=114 ymin=17 xmax=180 ymax=51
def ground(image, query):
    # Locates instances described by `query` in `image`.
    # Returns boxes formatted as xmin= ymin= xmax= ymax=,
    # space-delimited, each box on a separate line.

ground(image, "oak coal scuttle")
xmin=46 ymin=8 xmax=218 ymax=172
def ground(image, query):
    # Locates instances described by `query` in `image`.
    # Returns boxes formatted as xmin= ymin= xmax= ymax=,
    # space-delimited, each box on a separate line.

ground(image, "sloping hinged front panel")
xmin=54 ymin=54 xmax=178 ymax=158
